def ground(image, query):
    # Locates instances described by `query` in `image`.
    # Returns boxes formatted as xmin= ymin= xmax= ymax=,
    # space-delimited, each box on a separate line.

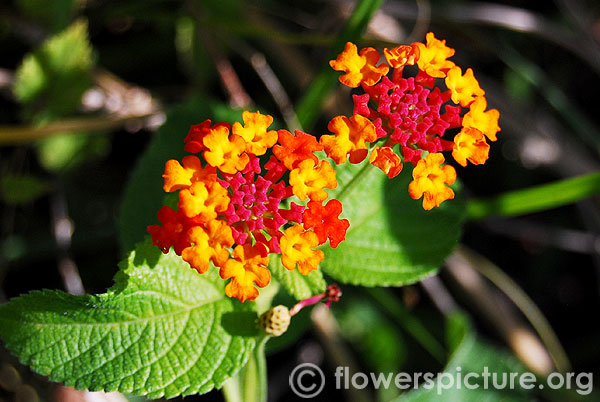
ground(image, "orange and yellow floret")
xmin=328 ymin=32 xmax=500 ymax=209
xmin=148 ymin=111 xmax=349 ymax=302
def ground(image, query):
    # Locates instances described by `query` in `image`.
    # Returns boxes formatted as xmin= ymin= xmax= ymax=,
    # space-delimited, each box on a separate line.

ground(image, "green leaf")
xmin=467 ymin=171 xmax=600 ymax=220
xmin=322 ymin=160 xmax=466 ymax=286
xmin=0 ymin=174 xmax=50 ymax=205
xmin=0 ymin=238 xmax=257 ymax=399
xmin=118 ymin=97 xmax=243 ymax=253
xmin=14 ymin=20 xmax=94 ymax=120
xmin=296 ymin=0 xmax=384 ymax=130
xmin=268 ymin=256 xmax=326 ymax=301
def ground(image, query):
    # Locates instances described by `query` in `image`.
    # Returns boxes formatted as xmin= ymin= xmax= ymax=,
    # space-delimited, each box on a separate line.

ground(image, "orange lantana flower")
xmin=368 ymin=146 xmax=403 ymax=178
xmin=273 ymin=129 xmax=322 ymax=170
xmin=147 ymin=206 xmax=190 ymax=255
xmin=181 ymin=220 xmax=234 ymax=274
xmin=163 ymin=156 xmax=217 ymax=192
xmin=280 ymin=225 xmax=324 ymax=275
xmin=289 ymin=159 xmax=337 ymax=202
xmin=415 ymin=32 xmax=455 ymax=78
xmin=321 ymin=114 xmax=377 ymax=164
xmin=202 ymin=124 xmax=249 ymax=174
xmin=408 ymin=153 xmax=457 ymax=210
xmin=384 ymin=44 xmax=419 ymax=69
xmin=184 ymin=120 xmax=228 ymax=153
xmin=462 ymin=97 xmax=501 ymax=141
xmin=150 ymin=110 xmax=353 ymax=301
xmin=220 ymin=244 xmax=270 ymax=302
xmin=302 ymin=200 xmax=349 ymax=248
xmin=232 ymin=110 xmax=278 ymax=156
xmin=452 ymin=127 xmax=490 ymax=167
xmin=329 ymin=42 xmax=389 ymax=88
xmin=445 ymin=66 xmax=485 ymax=107
xmin=178 ymin=180 xmax=230 ymax=220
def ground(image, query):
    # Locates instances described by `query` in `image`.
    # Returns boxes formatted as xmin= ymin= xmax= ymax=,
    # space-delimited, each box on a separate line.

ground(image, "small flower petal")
xmin=368 ymin=146 xmax=403 ymax=178
xmin=462 ymin=96 xmax=501 ymax=141
xmin=452 ymin=127 xmax=490 ymax=167
xmin=321 ymin=114 xmax=377 ymax=164
xmin=408 ymin=153 xmax=456 ymax=210
xmin=181 ymin=220 xmax=234 ymax=273
xmin=232 ymin=110 xmax=278 ymax=156
xmin=220 ymin=244 xmax=270 ymax=302
xmin=384 ymin=44 xmax=419 ymax=69
xmin=163 ymin=156 xmax=217 ymax=192
xmin=302 ymin=200 xmax=349 ymax=248
xmin=184 ymin=120 xmax=229 ymax=153
xmin=445 ymin=66 xmax=485 ymax=107
xmin=280 ymin=225 xmax=324 ymax=275
xmin=273 ymin=129 xmax=322 ymax=170
xmin=289 ymin=159 xmax=337 ymax=202
xmin=147 ymin=206 xmax=190 ymax=254
xmin=329 ymin=42 xmax=389 ymax=88
xmin=415 ymin=32 xmax=456 ymax=78
xmin=203 ymin=124 xmax=249 ymax=174
xmin=178 ymin=180 xmax=230 ymax=220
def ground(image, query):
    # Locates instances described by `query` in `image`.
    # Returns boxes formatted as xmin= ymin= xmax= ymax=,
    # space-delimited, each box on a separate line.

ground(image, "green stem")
xmin=242 ymin=334 xmax=269 ymax=402
xmin=467 ymin=171 xmax=600 ymax=220
xmin=223 ymin=334 xmax=270 ymax=402
xmin=222 ymin=375 xmax=243 ymax=402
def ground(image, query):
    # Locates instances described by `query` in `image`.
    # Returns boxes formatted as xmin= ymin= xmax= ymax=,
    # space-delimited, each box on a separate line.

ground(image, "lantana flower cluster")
xmin=147 ymin=111 xmax=349 ymax=302
xmin=327 ymin=32 xmax=500 ymax=209
xmin=147 ymin=33 xmax=500 ymax=302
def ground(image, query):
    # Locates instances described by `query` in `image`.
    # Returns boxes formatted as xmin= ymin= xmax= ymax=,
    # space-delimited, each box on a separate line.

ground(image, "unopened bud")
xmin=259 ymin=305 xmax=291 ymax=336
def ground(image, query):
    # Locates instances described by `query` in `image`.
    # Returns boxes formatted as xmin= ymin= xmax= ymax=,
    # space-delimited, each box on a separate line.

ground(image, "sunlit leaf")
xmin=269 ymin=256 xmax=326 ymax=301
xmin=0 ymin=238 xmax=257 ymax=399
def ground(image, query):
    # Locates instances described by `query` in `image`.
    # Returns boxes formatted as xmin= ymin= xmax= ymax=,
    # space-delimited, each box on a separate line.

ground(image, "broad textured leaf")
xmin=322 ymin=160 xmax=466 ymax=286
xmin=0 ymin=239 xmax=257 ymax=399
xmin=269 ymin=256 xmax=326 ymax=301
xmin=118 ymin=98 xmax=243 ymax=253
xmin=14 ymin=20 xmax=94 ymax=120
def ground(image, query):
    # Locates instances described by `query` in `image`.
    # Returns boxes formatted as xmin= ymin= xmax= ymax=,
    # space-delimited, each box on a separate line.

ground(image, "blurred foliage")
xmin=16 ymin=0 xmax=79 ymax=33
xmin=14 ymin=19 xmax=94 ymax=120
xmin=35 ymin=132 xmax=110 ymax=172
xmin=0 ymin=174 xmax=49 ymax=205
xmin=398 ymin=313 xmax=533 ymax=402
